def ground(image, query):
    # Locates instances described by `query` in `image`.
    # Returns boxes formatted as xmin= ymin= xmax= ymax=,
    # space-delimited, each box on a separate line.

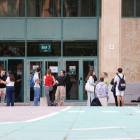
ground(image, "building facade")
xmin=0 ymin=0 xmax=140 ymax=103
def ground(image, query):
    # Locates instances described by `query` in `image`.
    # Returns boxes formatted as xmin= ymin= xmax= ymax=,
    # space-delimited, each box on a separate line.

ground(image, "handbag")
xmin=85 ymin=80 xmax=94 ymax=92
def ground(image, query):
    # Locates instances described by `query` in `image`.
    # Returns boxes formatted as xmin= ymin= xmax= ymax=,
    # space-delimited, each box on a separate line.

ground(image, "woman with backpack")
xmin=44 ymin=69 xmax=55 ymax=106
xmin=0 ymin=71 xmax=15 ymax=106
xmin=85 ymin=70 xmax=96 ymax=106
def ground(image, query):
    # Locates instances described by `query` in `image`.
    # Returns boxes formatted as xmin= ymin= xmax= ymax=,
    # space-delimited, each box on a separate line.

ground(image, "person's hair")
xmin=86 ymin=70 xmax=94 ymax=81
xmin=117 ymin=68 xmax=122 ymax=73
xmin=8 ymin=71 xmax=15 ymax=82
xmin=37 ymin=67 xmax=41 ymax=72
xmin=100 ymin=77 xmax=104 ymax=82
xmin=61 ymin=70 xmax=66 ymax=75
xmin=47 ymin=69 xmax=52 ymax=82
xmin=103 ymin=72 xmax=108 ymax=77
xmin=0 ymin=69 xmax=6 ymax=72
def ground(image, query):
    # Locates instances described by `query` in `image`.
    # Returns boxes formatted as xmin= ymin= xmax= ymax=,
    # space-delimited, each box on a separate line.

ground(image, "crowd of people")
xmin=0 ymin=67 xmax=126 ymax=107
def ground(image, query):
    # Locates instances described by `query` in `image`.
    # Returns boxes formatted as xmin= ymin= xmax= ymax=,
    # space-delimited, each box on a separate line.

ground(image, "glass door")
xmin=29 ymin=61 xmax=43 ymax=101
xmin=83 ymin=60 xmax=95 ymax=101
xmin=64 ymin=59 xmax=81 ymax=101
xmin=63 ymin=59 xmax=97 ymax=102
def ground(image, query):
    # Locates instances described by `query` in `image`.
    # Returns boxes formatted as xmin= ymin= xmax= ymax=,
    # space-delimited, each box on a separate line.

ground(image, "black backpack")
xmin=91 ymin=98 xmax=102 ymax=106
xmin=118 ymin=75 xmax=126 ymax=91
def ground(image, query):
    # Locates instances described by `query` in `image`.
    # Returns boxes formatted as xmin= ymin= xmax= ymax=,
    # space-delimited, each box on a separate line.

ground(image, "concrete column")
xmin=101 ymin=0 xmax=121 ymax=79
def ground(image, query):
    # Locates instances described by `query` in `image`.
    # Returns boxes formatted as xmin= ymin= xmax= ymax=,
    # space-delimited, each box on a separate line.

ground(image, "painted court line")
xmin=60 ymin=106 xmax=71 ymax=111
xmin=102 ymin=111 xmax=119 ymax=113
xmin=69 ymin=138 xmax=139 ymax=140
xmin=0 ymin=112 xmax=59 ymax=125
xmin=68 ymin=111 xmax=85 ymax=113
xmin=71 ymin=126 xmax=125 ymax=131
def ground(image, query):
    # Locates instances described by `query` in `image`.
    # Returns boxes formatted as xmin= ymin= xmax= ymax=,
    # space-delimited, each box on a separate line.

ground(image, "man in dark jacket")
xmin=55 ymin=70 xmax=69 ymax=106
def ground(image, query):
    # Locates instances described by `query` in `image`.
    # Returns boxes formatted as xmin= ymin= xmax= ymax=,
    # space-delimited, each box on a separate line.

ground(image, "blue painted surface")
xmin=0 ymin=107 xmax=140 ymax=140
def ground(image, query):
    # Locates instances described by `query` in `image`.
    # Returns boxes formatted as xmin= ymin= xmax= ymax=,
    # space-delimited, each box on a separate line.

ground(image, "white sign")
xmin=49 ymin=66 xmax=58 ymax=73
xmin=109 ymin=45 xmax=114 ymax=49
xmin=33 ymin=65 xmax=39 ymax=70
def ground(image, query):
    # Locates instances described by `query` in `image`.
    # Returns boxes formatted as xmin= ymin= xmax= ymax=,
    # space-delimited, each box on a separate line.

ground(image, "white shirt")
xmin=114 ymin=74 xmax=125 ymax=87
xmin=6 ymin=77 xmax=15 ymax=86
xmin=33 ymin=72 xmax=40 ymax=88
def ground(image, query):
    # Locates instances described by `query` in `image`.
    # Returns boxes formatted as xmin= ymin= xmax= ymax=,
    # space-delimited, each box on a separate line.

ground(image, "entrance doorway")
xmin=64 ymin=58 xmax=97 ymax=102
xmin=8 ymin=60 xmax=24 ymax=102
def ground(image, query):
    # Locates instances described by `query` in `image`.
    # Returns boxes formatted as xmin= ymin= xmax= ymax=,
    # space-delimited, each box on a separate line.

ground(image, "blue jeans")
xmin=6 ymin=86 xmax=15 ymax=106
xmin=34 ymin=87 xmax=40 ymax=106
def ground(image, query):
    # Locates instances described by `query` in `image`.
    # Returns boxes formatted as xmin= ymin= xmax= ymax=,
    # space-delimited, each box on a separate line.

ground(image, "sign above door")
xmin=40 ymin=44 xmax=51 ymax=52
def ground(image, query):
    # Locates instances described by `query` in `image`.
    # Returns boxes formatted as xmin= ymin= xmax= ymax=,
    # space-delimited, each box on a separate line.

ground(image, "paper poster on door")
xmin=69 ymin=66 xmax=76 ymax=75
xmin=49 ymin=66 xmax=58 ymax=73
xmin=33 ymin=65 xmax=39 ymax=74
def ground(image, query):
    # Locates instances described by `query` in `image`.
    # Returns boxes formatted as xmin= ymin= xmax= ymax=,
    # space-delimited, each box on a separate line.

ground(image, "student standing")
xmin=114 ymin=68 xmax=126 ymax=106
xmin=1 ymin=71 xmax=15 ymax=106
xmin=102 ymin=72 xmax=109 ymax=87
xmin=44 ymin=69 xmax=55 ymax=106
xmin=110 ymin=73 xmax=119 ymax=106
xmin=86 ymin=70 xmax=96 ymax=106
xmin=95 ymin=78 xmax=109 ymax=100
xmin=33 ymin=67 xmax=41 ymax=106
xmin=0 ymin=69 xmax=6 ymax=106
xmin=55 ymin=70 xmax=69 ymax=106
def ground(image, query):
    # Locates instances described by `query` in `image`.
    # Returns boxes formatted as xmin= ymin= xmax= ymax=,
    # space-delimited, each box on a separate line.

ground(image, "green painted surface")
xmin=0 ymin=107 xmax=140 ymax=140
xmin=40 ymin=44 xmax=51 ymax=52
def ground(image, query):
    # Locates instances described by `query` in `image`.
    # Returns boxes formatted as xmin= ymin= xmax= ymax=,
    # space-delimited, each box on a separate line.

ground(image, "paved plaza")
xmin=0 ymin=106 xmax=140 ymax=140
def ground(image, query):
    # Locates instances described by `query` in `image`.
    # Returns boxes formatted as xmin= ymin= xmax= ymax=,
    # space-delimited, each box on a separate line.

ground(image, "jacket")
xmin=95 ymin=82 xmax=108 ymax=98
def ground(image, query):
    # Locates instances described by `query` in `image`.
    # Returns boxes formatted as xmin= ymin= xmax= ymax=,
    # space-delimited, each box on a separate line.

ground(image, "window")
xmin=122 ymin=0 xmax=134 ymax=17
xmin=63 ymin=41 xmax=97 ymax=56
xmin=0 ymin=41 xmax=25 ymax=57
xmin=136 ymin=0 xmax=140 ymax=17
xmin=122 ymin=0 xmax=140 ymax=17
xmin=0 ymin=0 xmax=25 ymax=17
xmin=27 ymin=41 xmax=61 ymax=56
xmin=27 ymin=0 xmax=61 ymax=17
xmin=63 ymin=0 xmax=97 ymax=17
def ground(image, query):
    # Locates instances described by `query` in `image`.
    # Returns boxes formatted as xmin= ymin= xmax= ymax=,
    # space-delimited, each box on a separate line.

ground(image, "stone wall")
xmin=121 ymin=19 xmax=140 ymax=82
xmin=100 ymin=0 xmax=121 ymax=80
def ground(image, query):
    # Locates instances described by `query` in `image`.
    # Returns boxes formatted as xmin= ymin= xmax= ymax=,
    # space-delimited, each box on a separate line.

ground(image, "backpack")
xmin=91 ymin=98 xmax=102 ymax=106
xmin=118 ymin=75 xmax=126 ymax=91
xmin=30 ymin=76 xmax=35 ymax=88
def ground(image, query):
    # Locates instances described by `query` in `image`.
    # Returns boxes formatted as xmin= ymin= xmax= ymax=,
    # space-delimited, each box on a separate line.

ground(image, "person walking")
xmin=102 ymin=72 xmax=109 ymax=87
xmin=0 ymin=71 xmax=15 ymax=106
xmin=86 ymin=70 xmax=96 ymax=106
xmin=44 ymin=69 xmax=55 ymax=106
xmin=0 ymin=69 xmax=6 ymax=106
xmin=114 ymin=68 xmax=126 ymax=106
xmin=33 ymin=67 xmax=41 ymax=106
xmin=55 ymin=70 xmax=69 ymax=106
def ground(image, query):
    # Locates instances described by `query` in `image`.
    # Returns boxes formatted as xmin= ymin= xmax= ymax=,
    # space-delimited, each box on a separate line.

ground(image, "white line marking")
xmin=102 ymin=111 xmax=119 ymax=113
xmin=60 ymin=106 xmax=71 ymax=111
xmin=68 ymin=111 xmax=85 ymax=113
xmin=71 ymin=126 xmax=125 ymax=131
xmin=68 ymin=138 xmax=138 ymax=140
xmin=0 ymin=112 xmax=59 ymax=125
xmin=128 ymin=107 xmax=138 ymax=111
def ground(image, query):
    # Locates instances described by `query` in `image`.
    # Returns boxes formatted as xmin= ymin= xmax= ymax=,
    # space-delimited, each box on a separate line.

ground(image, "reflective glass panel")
xmin=0 ymin=0 xmax=25 ymax=17
xmin=136 ymin=0 xmax=140 ymax=17
xmin=83 ymin=61 xmax=95 ymax=100
xmin=0 ymin=41 xmax=25 ymax=57
xmin=66 ymin=61 xmax=79 ymax=100
xmin=122 ymin=0 xmax=134 ymax=17
xmin=27 ymin=41 xmax=61 ymax=57
xmin=8 ymin=60 xmax=24 ymax=102
xmin=27 ymin=0 xmax=61 ymax=17
xmin=63 ymin=41 xmax=97 ymax=56
xmin=63 ymin=0 xmax=97 ymax=17
xmin=0 ymin=61 xmax=4 ymax=70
